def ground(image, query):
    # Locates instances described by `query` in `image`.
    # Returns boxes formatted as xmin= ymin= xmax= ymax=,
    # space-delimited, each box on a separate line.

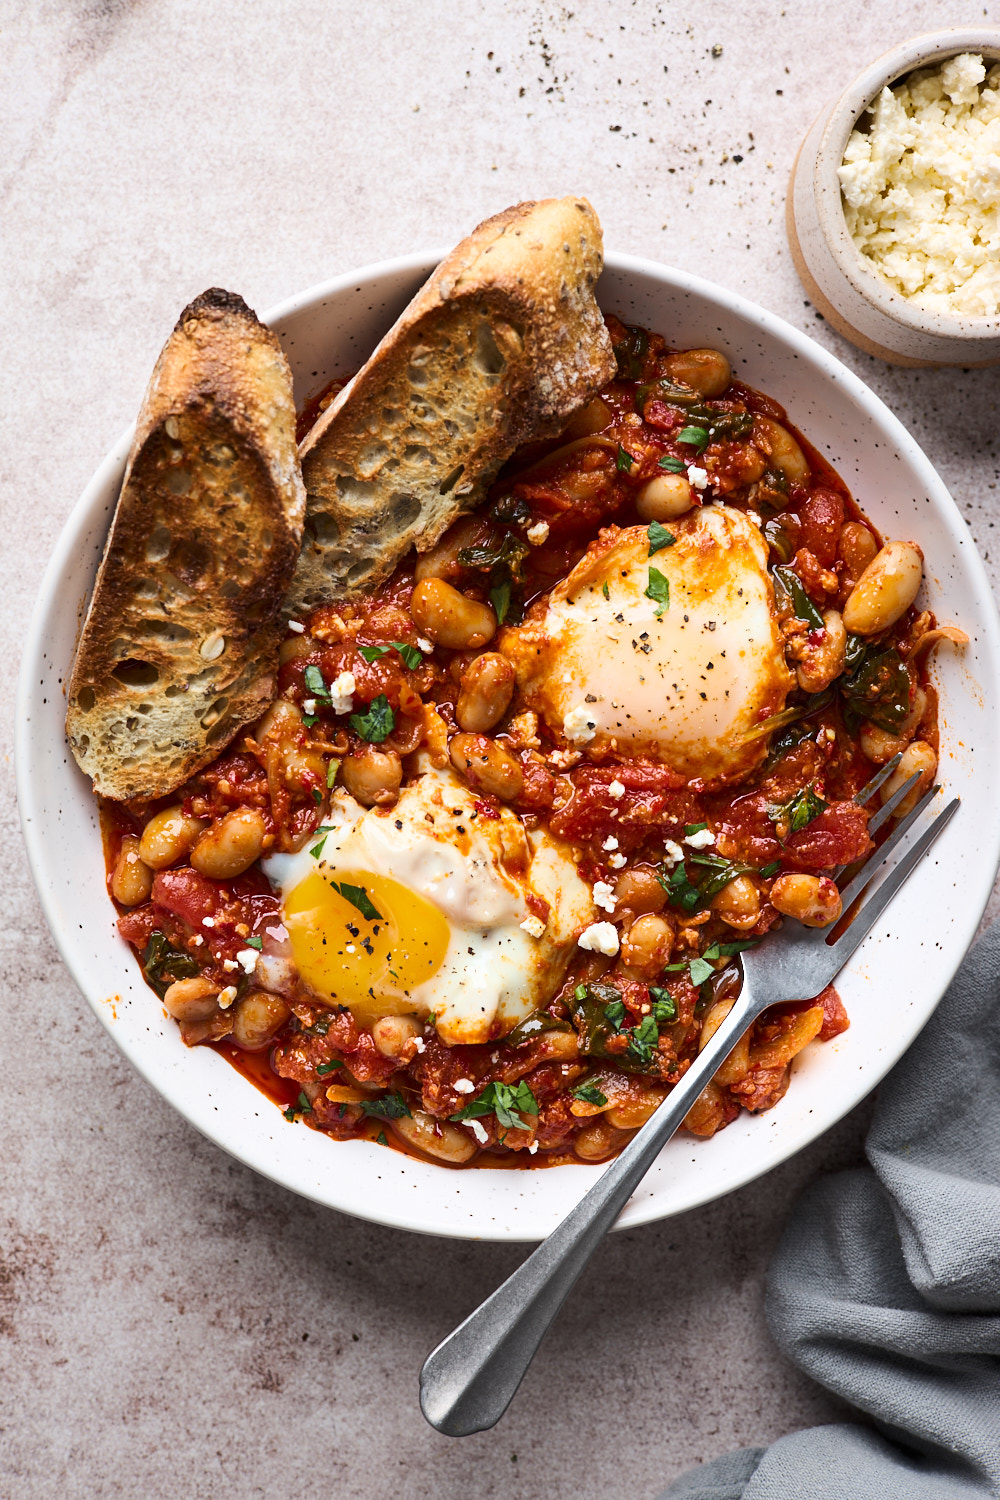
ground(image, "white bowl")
xmin=17 ymin=251 xmax=1000 ymax=1241
xmin=788 ymin=29 xmax=1000 ymax=367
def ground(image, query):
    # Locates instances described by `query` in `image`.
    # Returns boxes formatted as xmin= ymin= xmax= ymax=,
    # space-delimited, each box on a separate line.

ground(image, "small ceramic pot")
xmin=788 ymin=29 xmax=1000 ymax=367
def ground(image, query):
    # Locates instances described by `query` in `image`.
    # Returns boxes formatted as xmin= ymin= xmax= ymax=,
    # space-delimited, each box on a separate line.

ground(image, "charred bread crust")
xmin=66 ymin=289 xmax=306 ymax=801
xmin=286 ymin=195 xmax=616 ymax=614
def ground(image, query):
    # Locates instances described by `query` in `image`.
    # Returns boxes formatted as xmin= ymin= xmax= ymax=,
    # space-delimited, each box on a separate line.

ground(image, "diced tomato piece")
xmin=713 ymin=792 xmax=783 ymax=867
xmin=799 ymin=487 xmax=844 ymax=567
xmin=550 ymin=762 xmax=698 ymax=850
xmin=117 ymin=904 xmax=159 ymax=947
xmin=816 ymin=984 xmax=850 ymax=1041
xmin=783 ymin=800 xmax=872 ymax=870
xmin=643 ymin=401 xmax=683 ymax=433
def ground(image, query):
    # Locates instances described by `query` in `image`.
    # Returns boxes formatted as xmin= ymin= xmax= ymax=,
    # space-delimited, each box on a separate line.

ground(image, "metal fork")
xmin=420 ymin=770 xmax=960 ymax=1436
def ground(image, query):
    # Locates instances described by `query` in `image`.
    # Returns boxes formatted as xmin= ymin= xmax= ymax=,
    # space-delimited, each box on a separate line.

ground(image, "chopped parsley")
xmin=315 ymin=1059 xmax=343 ymax=1076
xmin=571 ymin=1082 xmax=609 ymax=1107
xmin=358 ymin=641 xmax=424 ymax=670
xmin=659 ymin=852 xmax=757 ymax=911
xmin=602 ymin=580 xmax=610 ymax=600
xmin=361 ymin=1092 xmax=411 ymax=1120
xmin=358 ymin=645 xmax=390 ymax=663
xmin=649 ymin=987 xmax=677 ymax=1022
xmin=645 ymin=567 xmax=670 ymax=616
xmin=768 ymin=785 xmax=827 ymax=833
xmin=490 ymin=577 xmax=512 ymax=625
xmin=350 ymin=694 xmax=395 ymax=743
xmin=626 ymin=1013 xmax=660 ymax=1067
xmin=326 ymin=760 xmax=339 ymax=789
xmin=330 ymin=882 xmax=383 ymax=921
xmin=658 ymin=454 xmax=687 ymax=473
xmin=303 ymin=664 xmax=330 ymax=699
xmin=283 ymin=1090 xmax=313 ymax=1121
xmin=761 ymin=860 xmax=782 ymax=878
xmin=245 ymin=935 xmax=263 ymax=950
xmin=309 ymin=825 xmax=335 ymax=859
xmin=616 ymin=443 xmax=635 ymax=472
xmin=647 ymin=521 xmax=676 ymax=556
xmin=677 ymin=424 xmax=709 ymax=451
xmin=376 ymin=1131 xmax=388 ymax=1146
xmin=451 ymin=1080 xmax=539 ymax=1132
xmin=665 ymin=938 xmax=758 ymax=989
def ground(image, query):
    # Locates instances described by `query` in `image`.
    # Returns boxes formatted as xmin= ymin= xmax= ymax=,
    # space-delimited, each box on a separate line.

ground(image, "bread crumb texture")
xmin=839 ymin=53 xmax=1000 ymax=317
xmin=66 ymin=288 xmax=306 ymax=800
xmin=286 ymin=195 xmax=615 ymax=615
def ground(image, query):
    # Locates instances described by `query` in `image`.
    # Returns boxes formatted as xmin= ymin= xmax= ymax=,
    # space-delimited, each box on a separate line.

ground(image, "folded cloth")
xmin=662 ymin=917 xmax=1000 ymax=1500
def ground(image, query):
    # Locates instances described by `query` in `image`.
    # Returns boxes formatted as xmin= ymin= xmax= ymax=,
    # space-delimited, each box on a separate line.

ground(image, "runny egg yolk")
xmin=282 ymin=867 xmax=450 ymax=1021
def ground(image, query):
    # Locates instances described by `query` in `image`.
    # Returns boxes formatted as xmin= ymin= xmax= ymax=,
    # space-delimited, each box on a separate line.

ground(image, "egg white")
xmin=263 ymin=770 xmax=593 ymax=1045
xmin=500 ymin=507 xmax=794 ymax=782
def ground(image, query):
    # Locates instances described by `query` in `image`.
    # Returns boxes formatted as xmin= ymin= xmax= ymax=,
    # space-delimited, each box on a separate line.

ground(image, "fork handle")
xmin=419 ymin=982 xmax=764 ymax=1435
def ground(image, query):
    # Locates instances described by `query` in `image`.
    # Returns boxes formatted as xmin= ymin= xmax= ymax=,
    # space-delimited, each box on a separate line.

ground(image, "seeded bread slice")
xmin=66 ymin=288 xmax=306 ymax=801
xmin=286 ymin=196 xmax=615 ymax=614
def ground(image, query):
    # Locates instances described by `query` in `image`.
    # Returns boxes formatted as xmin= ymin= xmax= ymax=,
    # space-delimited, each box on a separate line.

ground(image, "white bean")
xmin=843 ymin=541 xmax=923 ymax=636
xmin=390 ymin=1109 xmax=478 ymax=1163
xmin=755 ymin=417 xmax=810 ymax=484
xmin=880 ymin=741 xmax=937 ymax=817
xmin=635 ymin=473 xmax=693 ymax=521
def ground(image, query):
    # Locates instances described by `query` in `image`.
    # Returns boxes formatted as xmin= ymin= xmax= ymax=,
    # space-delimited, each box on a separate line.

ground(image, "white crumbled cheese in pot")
xmin=687 ymin=465 xmax=709 ymax=490
xmin=609 ymin=852 xmax=627 ymax=870
xmin=563 ymin=703 xmax=598 ymax=743
xmin=412 ymin=1036 xmax=426 ymax=1053
xmin=520 ymin=914 xmax=546 ymax=938
xmin=528 ymin=1141 xmax=539 ymax=1154
xmin=302 ymin=698 xmax=317 ymax=715
xmin=526 ymin=520 xmax=550 ymax=545
xmin=608 ymin=779 xmax=626 ymax=799
xmin=416 ymin=637 xmax=434 ymax=654
xmin=602 ymin=836 xmax=619 ymax=851
xmin=287 ymin=620 xmax=305 ymax=633
xmin=684 ymin=827 xmax=715 ymax=850
xmin=329 ymin=671 xmax=356 ymax=715
xmin=217 ymin=986 xmax=238 ymax=1009
xmin=201 ymin=916 xmax=215 ymax=928
xmin=592 ymin=880 xmax=617 ymax=913
xmin=468 ymin=1119 xmax=489 ymax=1145
xmin=453 ymin=1078 xmax=475 ymax=1094
xmin=222 ymin=959 xmax=238 ymax=972
xmin=663 ymin=839 xmax=685 ymax=868
xmin=577 ymin=921 xmax=620 ymax=956
xmin=236 ymin=948 xmax=259 ymax=974
xmin=838 ymin=53 xmax=1000 ymax=316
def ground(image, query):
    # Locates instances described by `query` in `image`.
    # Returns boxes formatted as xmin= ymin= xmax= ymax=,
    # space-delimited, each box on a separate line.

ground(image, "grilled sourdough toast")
xmin=66 ymin=288 xmax=306 ymax=801
xmin=286 ymin=196 xmax=615 ymax=614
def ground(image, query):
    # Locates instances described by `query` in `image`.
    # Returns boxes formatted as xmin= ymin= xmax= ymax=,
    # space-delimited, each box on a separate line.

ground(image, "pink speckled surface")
xmin=4 ymin=2 xmax=999 ymax=1495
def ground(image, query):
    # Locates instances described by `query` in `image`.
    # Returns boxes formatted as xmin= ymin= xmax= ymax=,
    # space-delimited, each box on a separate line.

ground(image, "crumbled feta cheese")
xmin=609 ymin=852 xmax=627 ymax=870
xmin=329 ymin=671 xmax=356 ymax=715
xmin=526 ymin=520 xmax=550 ymax=545
xmin=517 ymin=1018 xmax=543 ymax=1034
xmin=302 ymin=698 xmax=317 ymax=715
xmin=201 ymin=916 xmax=215 ymax=928
xmin=468 ymin=1119 xmax=489 ymax=1145
xmin=563 ymin=703 xmax=598 ymax=743
xmin=520 ymin=914 xmax=546 ymax=938
xmin=416 ymin=637 xmax=434 ymax=654
xmin=412 ymin=1036 xmax=426 ymax=1053
xmin=663 ymin=839 xmax=685 ymax=868
xmin=453 ymin=1078 xmax=475 ymax=1094
xmin=528 ymin=1141 xmax=539 ymax=1155
xmin=592 ymin=880 xmax=617 ymax=913
xmin=578 ymin=921 xmax=620 ymax=956
xmin=687 ymin=465 xmax=709 ymax=490
xmin=684 ymin=827 xmax=715 ymax=850
xmin=217 ymin=986 xmax=238 ymax=1010
xmin=838 ymin=53 xmax=1000 ymax=316
xmin=602 ymin=836 xmax=619 ymax=851
xmin=287 ymin=620 xmax=305 ymax=633
xmin=608 ymin=779 xmax=626 ymax=799
xmin=222 ymin=959 xmax=238 ymax=972
xmin=192 ymin=935 xmax=204 ymax=946
xmin=236 ymin=948 xmax=259 ymax=974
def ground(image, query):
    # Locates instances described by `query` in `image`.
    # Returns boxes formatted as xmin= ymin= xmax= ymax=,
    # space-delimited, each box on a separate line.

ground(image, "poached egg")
xmin=500 ymin=507 xmax=793 ymax=781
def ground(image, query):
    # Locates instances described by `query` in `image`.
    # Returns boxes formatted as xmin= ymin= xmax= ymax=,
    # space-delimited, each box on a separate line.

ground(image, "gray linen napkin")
xmin=662 ymin=917 xmax=1000 ymax=1499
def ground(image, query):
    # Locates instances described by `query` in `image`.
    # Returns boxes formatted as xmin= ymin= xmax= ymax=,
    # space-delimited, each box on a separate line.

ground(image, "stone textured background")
xmin=3 ymin=2 xmax=999 ymax=1496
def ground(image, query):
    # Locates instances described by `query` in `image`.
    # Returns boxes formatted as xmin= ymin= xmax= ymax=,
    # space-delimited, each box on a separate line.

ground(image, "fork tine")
xmin=826 ymin=798 xmax=960 ymax=971
xmin=837 ymin=780 xmax=938 ymax=909
xmin=854 ymin=752 xmax=902 ymax=807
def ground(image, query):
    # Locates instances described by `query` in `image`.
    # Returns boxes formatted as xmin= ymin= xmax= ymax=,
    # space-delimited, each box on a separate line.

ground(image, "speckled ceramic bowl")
xmin=788 ymin=30 xmax=1000 ymax=367
xmin=16 ymin=252 xmax=1000 ymax=1240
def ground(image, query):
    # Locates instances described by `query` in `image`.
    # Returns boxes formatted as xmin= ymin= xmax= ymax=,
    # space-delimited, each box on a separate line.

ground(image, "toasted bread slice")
xmin=286 ymin=196 xmax=615 ymax=614
xmin=66 ymin=288 xmax=306 ymax=801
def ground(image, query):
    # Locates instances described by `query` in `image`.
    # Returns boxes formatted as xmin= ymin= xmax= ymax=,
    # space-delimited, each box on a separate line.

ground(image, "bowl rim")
xmin=815 ymin=27 xmax=1000 ymax=339
xmin=16 ymin=246 xmax=1000 ymax=1240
